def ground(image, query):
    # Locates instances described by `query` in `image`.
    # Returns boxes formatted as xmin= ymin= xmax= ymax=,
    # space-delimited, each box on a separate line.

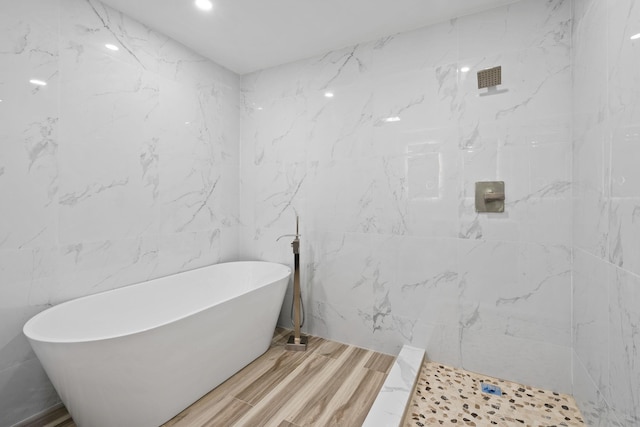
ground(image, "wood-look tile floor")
xmin=25 ymin=328 xmax=395 ymax=427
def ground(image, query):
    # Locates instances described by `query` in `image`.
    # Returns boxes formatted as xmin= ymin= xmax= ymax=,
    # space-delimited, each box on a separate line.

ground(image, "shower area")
xmin=1 ymin=0 xmax=638 ymax=425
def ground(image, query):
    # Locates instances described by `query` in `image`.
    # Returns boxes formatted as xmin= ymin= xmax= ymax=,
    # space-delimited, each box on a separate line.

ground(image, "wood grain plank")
xmin=288 ymin=347 xmax=370 ymax=426
xmin=271 ymin=327 xmax=291 ymax=344
xmin=164 ymin=394 xmax=251 ymax=426
xmin=233 ymin=353 xmax=337 ymax=427
xmin=193 ymin=336 xmax=322 ymax=407
xmin=166 ymin=336 xmax=324 ymax=425
xmin=364 ymin=351 xmax=395 ymax=374
xmin=233 ymin=336 xmax=324 ymax=405
xmin=316 ymin=369 xmax=386 ymax=427
xmin=29 ymin=330 xmax=391 ymax=427
xmin=200 ymin=397 xmax=252 ymax=427
xmin=314 ymin=339 xmax=348 ymax=359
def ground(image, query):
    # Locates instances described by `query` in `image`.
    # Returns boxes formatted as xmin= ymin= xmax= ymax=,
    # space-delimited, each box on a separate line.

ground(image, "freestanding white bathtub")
xmin=23 ymin=261 xmax=291 ymax=427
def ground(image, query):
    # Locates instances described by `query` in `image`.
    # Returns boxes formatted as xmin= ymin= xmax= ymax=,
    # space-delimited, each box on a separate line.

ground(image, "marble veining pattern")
xmin=241 ymin=0 xmax=573 ymax=397
xmin=6 ymin=0 xmax=640 ymax=425
xmin=572 ymin=0 xmax=640 ymax=425
xmin=0 ymin=0 xmax=239 ymax=425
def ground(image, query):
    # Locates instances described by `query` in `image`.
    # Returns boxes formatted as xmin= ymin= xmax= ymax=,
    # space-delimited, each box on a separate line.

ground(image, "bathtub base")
xmin=285 ymin=334 xmax=308 ymax=351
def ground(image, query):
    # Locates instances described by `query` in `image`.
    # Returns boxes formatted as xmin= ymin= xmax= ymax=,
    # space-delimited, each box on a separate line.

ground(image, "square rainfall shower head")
xmin=477 ymin=66 xmax=501 ymax=89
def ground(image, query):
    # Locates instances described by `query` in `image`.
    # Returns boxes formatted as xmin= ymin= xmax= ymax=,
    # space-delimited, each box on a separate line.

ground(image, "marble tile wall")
xmin=8 ymin=0 xmax=640 ymax=425
xmin=0 ymin=0 xmax=240 ymax=425
xmin=240 ymin=0 xmax=573 ymax=395
xmin=572 ymin=0 xmax=640 ymax=425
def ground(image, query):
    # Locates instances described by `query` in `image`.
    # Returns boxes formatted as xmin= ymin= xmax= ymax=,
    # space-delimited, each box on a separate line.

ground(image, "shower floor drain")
xmin=481 ymin=382 xmax=502 ymax=396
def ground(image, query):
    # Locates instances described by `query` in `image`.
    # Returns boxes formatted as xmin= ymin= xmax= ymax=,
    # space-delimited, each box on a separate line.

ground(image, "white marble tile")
xmin=0 ymin=9 xmax=59 ymax=251
xmin=241 ymin=63 xmax=306 ymax=107
xmin=369 ymin=156 xmax=411 ymax=236
xmin=572 ymin=249 xmax=610 ymax=394
xmin=157 ymin=77 xmax=235 ymax=235
xmin=156 ymin=36 xmax=239 ymax=91
xmin=411 ymin=321 xmax=463 ymax=367
xmin=307 ymin=300 xmax=373 ymax=351
xmin=239 ymin=0 xmax=574 ymax=396
xmin=607 ymin=0 xmax=640 ymax=130
xmin=0 ymin=358 xmax=59 ymax=427
xmin=458 ymin=45 xmax=571 ymax=127
xmin=460 ymin=328 xmax=572 ymax=394
xmin=518 ymin=197 xmax=572 ymax=246
xmin=306 ymin=159 xmax=378 ymax=234
xmin=0 ymin=247 xmax=57 ymax=373
xmin=371 ymin=19 xmax=458 ymax=77
xmin=608 ymin=266 xmax=640 ymax=425
xmin=571 ymin=0 xmax=640 ymax=424
xmin=2 ymin=0 xmax=242 ymax=425
xmin=305 ymin=86 xmax=375 ymax=163
xmin=372 ymin=64 xmax=459 ymax=131
xmin=242 ymin=95 xmax=310 ymax=166
xmin=458 ymin=0 xmax=571 ymax=60
xmin=608 ymin=130 xmax=640 ymax=276
xmin=54 ymin=237 xmax=160 ymax=302
xmin=57 ymin=45 xmax=160 ymax=243
xmin=608 ymin=197 xmax=640 ymax=276
xmin=383 ymin=236 xmax=459 ymax=326
xmin=251 ymin=161 xmax=307 ymax=235
xmin=573 ymin=124 xmax=611 ymax=258
xmin=459 ymin=240 xmax=571 ymax=347
xmin=572 ymin=0 xmax=607 ymax=130
xmin=372 ymin=313 xmax=419 ymax=356
xmin=363 ymin=345 xmax=424 ymax=427
xmin=371 ymin=314 xmax=464 ymax=365
xmin=156 ymin=231 xmax=223 ymax=278
xmin=304 ymin=42 xmax=375 ymax=93
xmin=60 ymin=0 xmax=162 ymax=74
xmin=373 ymin=134 xmax=461 ymax=238
xmin=572 ymin=351 xmax=620 ymax=427
xmin=242 ymin=42 xmax=374 ymax=107
xmin=308 ymin=232 xmax=375 ymax=312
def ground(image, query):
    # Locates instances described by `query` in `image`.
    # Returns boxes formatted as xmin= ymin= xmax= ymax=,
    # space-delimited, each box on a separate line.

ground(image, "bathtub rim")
xmin=23 ymin=261 xmax=291 ymax=345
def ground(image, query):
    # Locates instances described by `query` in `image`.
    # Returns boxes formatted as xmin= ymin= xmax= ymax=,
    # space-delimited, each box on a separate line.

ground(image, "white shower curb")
xmin=363 ymin=345 xmax=425 ymax=427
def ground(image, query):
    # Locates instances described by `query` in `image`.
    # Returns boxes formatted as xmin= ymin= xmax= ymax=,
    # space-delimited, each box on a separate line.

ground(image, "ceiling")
xmin=99 ymin=0 xmax=519 ymax=75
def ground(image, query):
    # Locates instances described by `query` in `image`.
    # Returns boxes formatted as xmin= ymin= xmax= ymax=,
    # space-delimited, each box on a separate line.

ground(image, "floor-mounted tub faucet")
xmin=276 ymin=216 xmax=307 ymax=351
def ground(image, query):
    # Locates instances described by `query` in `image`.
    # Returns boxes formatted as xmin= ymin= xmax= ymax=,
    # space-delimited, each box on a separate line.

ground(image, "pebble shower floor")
xmin=404 ymin=362 xmax=585 ymax=427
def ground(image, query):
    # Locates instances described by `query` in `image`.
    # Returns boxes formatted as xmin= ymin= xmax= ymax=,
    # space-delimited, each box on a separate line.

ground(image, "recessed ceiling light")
xmin=631 ymin=33 xmax=640 ymax=40
xmin=384 ymin=116 xmax=401 ymax=123
xmin=29 ymin=79 xmax=47 ymax=86
xmin=195 ymin=0 xmax=213 ymax=11
xmin=460 ymin=66 xmax=471 ymax=73
xmin=324 ymin=92 xmax=334 ymax=98
xmin=105 ymin=43 xmax=119 ymax=51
